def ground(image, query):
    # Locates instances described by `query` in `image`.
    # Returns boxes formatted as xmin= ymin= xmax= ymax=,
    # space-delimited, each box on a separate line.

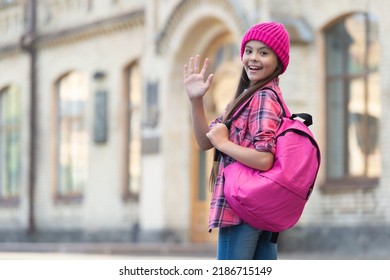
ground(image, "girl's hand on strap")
xmin=206 ymin=123 xmax=229 ymax=150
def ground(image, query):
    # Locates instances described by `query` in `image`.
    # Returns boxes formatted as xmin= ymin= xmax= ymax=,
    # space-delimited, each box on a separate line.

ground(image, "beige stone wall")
xmin=376 ymin=0 xmax=390 ymax=223
xmin=0 ymin=53 xmax=30 ymax=229
xmin=1 ymin=0 xmax=390 ymax=243
xmin=34 ymin=25 xmax=144 ymax=230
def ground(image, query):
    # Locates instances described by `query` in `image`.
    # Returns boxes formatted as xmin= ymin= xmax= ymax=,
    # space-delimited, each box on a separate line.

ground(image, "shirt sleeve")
xmin=209 ymin=113 xmax=223 ymax=129
xmin=248 ymin=90 xmax=282 ymax=154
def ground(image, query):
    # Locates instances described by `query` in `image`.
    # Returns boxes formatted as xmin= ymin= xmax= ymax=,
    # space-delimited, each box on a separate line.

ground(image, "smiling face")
xmin=242 ymin=40 xmax=279 ymax=86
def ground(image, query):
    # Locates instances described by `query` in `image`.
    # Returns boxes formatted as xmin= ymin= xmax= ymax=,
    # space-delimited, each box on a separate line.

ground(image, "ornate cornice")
xmin=0 ymin=43 xmax=23 ymax=59
xmin=0 ymin=9 xmax=145 ymax=57
xmin=156 ymin=0 xmax=249 ymax=55
xmin=37 ymin=9 xmax=145 ymax=49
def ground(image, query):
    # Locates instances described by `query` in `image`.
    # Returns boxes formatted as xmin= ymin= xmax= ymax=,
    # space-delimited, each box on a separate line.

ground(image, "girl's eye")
xmin=245 ymin=49 xmax=252 ymax=54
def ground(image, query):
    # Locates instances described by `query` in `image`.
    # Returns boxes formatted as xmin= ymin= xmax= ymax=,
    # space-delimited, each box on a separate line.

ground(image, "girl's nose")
xmin=250 ymin=53 xmax=259 ymax=61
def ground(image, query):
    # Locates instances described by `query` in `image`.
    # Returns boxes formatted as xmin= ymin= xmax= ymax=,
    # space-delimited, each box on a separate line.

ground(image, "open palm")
xmin=183 ymin=55 xmax=213 ymax=100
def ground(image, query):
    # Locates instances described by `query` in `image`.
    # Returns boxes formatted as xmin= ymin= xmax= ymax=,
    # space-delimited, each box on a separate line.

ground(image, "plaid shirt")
xmin=208 ymin=79 xmax=283 ymax=230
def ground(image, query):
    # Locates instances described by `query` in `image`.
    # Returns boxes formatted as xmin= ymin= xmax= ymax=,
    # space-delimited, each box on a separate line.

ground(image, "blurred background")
xmin=0 ymin=0 xmax=389 ymax=259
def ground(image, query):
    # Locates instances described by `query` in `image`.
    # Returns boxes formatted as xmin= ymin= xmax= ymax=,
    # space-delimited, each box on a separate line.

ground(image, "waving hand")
xmin=183 ymin=55 xmax=214 ymax=100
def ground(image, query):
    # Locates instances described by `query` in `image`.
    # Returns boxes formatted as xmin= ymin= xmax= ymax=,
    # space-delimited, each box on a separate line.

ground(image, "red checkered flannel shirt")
xmin=208 ymin=79 xmax=283 ymax=230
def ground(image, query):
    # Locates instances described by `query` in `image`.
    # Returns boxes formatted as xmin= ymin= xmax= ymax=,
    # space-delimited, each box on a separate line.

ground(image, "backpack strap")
xmin=291 ymin=113 xmax=313 ymax=127
xmin=224 ymin=94 xmax=255 ymax=129
xmin=263 ymin=87 xmax=313 ymax=127
xmin=216 ymin=87 xmax=285 ymax=161
xmin=262 ymin=87 xmax=290 ymax=118
xmin=225 ymin=87 xmax=283 ymax=128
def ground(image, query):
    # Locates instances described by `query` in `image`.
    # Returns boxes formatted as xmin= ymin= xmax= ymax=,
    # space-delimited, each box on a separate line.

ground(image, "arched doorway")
xmin=190 ymin=33 xmax=241 ymax=243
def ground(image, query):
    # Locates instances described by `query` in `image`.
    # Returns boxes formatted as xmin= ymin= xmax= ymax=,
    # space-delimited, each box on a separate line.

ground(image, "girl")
xmin=183 ymin=22 xmax=290 ymax=260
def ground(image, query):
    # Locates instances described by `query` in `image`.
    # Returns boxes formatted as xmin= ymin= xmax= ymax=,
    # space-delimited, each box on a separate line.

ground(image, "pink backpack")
xmin=223 ymin=87 xmax=321 ymax=233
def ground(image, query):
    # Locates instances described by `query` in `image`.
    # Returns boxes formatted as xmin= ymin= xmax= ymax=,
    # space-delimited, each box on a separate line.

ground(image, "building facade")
xmin=1 ymin=0 xmax=389 ymax=254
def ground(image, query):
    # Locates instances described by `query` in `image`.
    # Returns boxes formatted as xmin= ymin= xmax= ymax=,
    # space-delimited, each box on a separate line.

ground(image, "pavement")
xmin=0 ymin=242 xmax=389 ymax=260
xmin=0 ymin=243 xmax=214 ymax=260
xmin=2 ymin=243 xmax=388 ymax=280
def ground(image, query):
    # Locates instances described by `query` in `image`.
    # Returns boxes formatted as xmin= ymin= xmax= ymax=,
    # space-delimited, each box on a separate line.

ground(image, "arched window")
xmin=0 ymin=85 xmax=21 ymax=201
xmin=56 ymin=71 xmax=89 ymax=198
xmin=123 ymin=62 xmax=141 ymax=199
xmin=324 ymin=13 xmax=380 ymax=187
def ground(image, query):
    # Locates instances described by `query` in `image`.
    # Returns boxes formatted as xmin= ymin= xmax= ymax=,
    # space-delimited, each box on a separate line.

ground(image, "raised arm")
xmin=184 ymin=55 xmax=214 ymax=150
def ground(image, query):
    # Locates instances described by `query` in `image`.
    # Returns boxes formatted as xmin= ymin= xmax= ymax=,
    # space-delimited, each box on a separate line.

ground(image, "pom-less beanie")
xmin=240 ymin=22 xmax=290 ymax=74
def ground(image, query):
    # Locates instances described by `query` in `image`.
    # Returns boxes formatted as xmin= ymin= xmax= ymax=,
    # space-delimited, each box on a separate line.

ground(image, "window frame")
xmin=121 ymin=62 xmax=141 ymax=201
xmin=53 ymin=71 xmax=89 ymax=202
xmin=0 ymin=85 xmax=21 ymax=205
xmin=322 ymin=13 xmax=380 ymax=190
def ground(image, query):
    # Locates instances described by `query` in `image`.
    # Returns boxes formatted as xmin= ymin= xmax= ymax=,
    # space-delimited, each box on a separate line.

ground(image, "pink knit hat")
xmin=240 ymin=22 xmax=290 ymax=74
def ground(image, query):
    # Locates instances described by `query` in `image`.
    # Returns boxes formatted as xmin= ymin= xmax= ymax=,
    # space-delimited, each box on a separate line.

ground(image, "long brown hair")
xmin=208 ymin=61 xmax=283 ymax=190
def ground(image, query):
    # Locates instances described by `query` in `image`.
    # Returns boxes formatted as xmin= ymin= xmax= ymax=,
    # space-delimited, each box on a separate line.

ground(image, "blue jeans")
xmin=217 ymin=223 xmax=277 ymax=260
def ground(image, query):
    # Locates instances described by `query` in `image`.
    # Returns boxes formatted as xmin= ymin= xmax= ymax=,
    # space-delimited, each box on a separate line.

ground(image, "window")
xmin=0 ymin=85 xmax=21 ymax=201
xmin=124 ymin=62 xmax=141 ymax=199
xmin=324 ymin=13 xmax=380 ymax=187
xmin=56 ymin=72 xmax=89 ymax=198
